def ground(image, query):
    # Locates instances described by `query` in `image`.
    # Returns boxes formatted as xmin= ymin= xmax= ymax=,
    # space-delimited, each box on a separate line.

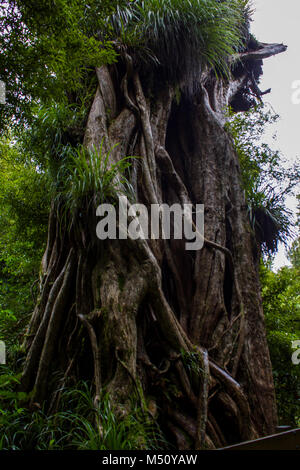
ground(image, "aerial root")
xmin=78 ymin=313 xmax=102 ymax=407
xmin=195 ymin=348 xmax=209 ymax=449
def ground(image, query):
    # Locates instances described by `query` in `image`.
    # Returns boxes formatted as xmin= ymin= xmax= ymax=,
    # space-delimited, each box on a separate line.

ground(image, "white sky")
xmin=251 ymin=0 xmax=300 ymax=270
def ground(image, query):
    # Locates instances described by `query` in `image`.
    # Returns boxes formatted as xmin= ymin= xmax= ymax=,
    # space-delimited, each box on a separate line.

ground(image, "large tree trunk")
xmin=21 ymin=42 xmax=286 ymax=449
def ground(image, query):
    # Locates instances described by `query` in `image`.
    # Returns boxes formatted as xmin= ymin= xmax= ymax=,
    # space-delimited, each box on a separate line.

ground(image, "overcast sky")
xmin=251 ymin=0 xmax=300 ymax=269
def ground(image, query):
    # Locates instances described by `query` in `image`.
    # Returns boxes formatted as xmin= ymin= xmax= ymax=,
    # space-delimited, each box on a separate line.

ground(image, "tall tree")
xmin=2 ymin=0 xmax=288 ymax=448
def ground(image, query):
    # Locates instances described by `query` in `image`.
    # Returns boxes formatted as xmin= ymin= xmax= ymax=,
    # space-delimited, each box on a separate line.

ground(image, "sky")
xmin=251 ymin=0 xmax=300 ymax=270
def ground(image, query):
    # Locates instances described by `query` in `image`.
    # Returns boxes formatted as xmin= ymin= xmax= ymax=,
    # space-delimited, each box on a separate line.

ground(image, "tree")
xmin=1 ymin=0 xmax=289 ymax=449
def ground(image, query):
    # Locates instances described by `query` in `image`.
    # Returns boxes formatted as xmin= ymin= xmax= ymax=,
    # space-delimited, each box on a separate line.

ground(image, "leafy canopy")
xmin=260 ymin=250 xmax=300 ymax=425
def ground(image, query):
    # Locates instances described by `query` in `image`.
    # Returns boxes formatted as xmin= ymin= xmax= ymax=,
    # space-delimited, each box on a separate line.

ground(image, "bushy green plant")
xmin=225 ymin=104 xmax=299 ymax=254
xmin=71 ymin=393 xmax=161 ymax=450
xmin=108 ymin=0 xmax=251 ymax=87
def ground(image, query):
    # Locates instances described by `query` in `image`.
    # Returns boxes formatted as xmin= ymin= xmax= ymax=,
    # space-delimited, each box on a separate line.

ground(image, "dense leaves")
xmin=108 ymin=0 xmax=251 ymax=89
xmin=260 ymin=253 xmax=300 ymax=425
xmin=226 ymin=104 xmax=299 ymax=254
xmin=0 ymin=377 xmax=164 ymax=450
xmin=227 ymin=105 xmax=300 ymax=423
xmin=0 ymin=137 xmax=49 ymax=351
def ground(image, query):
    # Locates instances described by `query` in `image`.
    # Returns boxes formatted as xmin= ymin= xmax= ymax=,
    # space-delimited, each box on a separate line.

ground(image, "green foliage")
xmin=227 ymin=105 xmax=300 ymax=423
xmin=55 ymin=141 xmax=136 ymax=234
xmin=108 ymin=0 xmax=250 ymax=88
xmin=23 ymin=100 xmax=93 ymax=175
xmin=288 ymin=196 xmax=300 ymax=270
xmin=289 ymin=239 xmax=300 ymax=271
xmin=260 ymin=251 xmax=300 ymax=425
xmin=0 ymin=0 xmax=253 ymax=134
xmin=225 ymin=104 xmax=299 ymax=254
xmin=1 ymin=0 xmax=251 ymax=131
xmin=58 ymin=142 xmax=135 ymax=211
xmin=0 ymin=137 xmax=49 ymax=351
xmin=0 ymin=0 xmax=118 ymax=131
xmin=0 ymin=377 xmax=165 ymax=450
xmin=181 ymin=349 xmax=203 ymax=377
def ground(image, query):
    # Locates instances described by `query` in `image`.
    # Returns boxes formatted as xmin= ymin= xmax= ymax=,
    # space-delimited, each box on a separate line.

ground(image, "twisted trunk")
xmin=21 ymin=43 xmax=284 ymax=448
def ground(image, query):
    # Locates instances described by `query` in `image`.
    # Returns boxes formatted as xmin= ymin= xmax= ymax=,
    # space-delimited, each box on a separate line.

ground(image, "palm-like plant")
xmin=106 ymin=0 xmax=251 ymax=88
